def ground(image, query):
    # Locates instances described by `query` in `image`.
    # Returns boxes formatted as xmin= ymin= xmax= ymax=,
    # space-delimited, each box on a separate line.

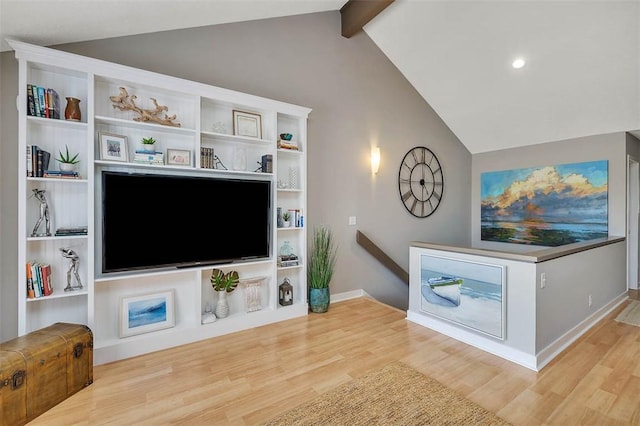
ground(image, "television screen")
xmin=101 ymin=171 xmax=271 ymax=273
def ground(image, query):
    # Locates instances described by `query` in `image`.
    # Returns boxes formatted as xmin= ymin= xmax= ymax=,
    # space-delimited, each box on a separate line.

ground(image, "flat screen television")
xmin=101 ymin=171 xmax=271 ymax=273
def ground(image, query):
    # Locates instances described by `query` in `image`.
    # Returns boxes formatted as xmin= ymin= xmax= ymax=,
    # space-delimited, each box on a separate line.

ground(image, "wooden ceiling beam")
xmin=340 ymin=0 xmax=395 ymax=38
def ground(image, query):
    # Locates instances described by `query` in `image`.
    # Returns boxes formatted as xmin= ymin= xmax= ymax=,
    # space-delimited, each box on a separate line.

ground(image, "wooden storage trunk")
xmin=0 ymin=323 xmax=93 ymax=425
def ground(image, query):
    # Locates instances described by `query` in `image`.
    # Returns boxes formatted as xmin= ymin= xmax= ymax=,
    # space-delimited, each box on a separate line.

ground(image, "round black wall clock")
xmin=398 ymin=146 xmax=444 ymax=218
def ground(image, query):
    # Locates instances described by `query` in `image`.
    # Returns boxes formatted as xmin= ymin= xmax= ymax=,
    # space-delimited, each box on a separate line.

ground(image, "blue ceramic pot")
xmin=309 ymin=287 xmax=330 ymax=313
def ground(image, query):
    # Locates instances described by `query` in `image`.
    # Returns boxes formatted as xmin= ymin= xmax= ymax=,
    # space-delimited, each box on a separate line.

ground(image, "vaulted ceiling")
xmin=2 ymin=0 xmax=638 ymax=154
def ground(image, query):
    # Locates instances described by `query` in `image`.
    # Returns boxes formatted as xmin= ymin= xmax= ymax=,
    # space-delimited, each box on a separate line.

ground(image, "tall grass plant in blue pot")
xmin=308 ymin=226 xmax=337 ymax=313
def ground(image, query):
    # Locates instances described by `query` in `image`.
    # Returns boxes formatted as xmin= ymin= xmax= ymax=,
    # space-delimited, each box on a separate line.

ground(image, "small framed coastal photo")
xmin=99 ymin=132 xmax=129 ymax=162
xmin=232 ymin=109 xmax=262 ymax=139
xmin=167 ymin=149 xmax=191 ymax=166
xmin=119 ymin=290 xmax=175 ymax=338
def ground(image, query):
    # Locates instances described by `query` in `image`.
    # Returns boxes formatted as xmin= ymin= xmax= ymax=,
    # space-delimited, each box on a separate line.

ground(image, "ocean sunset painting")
xmin=481 ymin=160 xmax=608 ymax=246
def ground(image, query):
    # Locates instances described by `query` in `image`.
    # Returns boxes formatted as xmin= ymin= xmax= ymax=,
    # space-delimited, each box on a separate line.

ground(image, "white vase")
xmin=59 ymin=163 xmax=75 ymax=172
xmin=215 ymin=290 xmax=229 ymax=318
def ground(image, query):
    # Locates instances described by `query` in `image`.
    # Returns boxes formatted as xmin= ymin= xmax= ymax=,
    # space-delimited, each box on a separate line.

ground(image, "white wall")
xmin=472 ymin=132 xmax=628 ymax=251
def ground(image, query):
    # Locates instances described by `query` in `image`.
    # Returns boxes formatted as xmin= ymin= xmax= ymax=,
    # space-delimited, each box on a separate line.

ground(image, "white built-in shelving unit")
xmin=11 ymin=39 xmax=310 ymax=364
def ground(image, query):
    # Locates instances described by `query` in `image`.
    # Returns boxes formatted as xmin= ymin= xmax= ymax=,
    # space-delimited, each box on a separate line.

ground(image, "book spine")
xmin=42 ymin=264 xmax=52 ymax=296
xmin=27 ymin=84 xmax=36 ymax=117
xmin=32 ymin=85 xmax=41 ymax=117
xmin=26 ymin=262 xmax=34 ymax=299
xmin=37 ymin=150 xmax=43 ymax=177
xmin=37 ymin=86 xmax=46 ymax=117
xmin=52 ymin=89 xmax=60 ymax=119
xmin=31 ymin=145 xmax=39 ymax=177
xmin=26 ymin=144 xmax=33 ymax=177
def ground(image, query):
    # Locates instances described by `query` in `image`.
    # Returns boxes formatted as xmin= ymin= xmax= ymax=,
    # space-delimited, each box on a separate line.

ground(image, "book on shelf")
xmin=55 ymin=226 xmax=88 ymax=236
xmin=134 ymin=151 xmax=164 ymax=165
xmin=200 ymin=147 xmax=215 ymax=169
xmin=26 ymin=262 xmax=53 ymax=298
xmin=26 ymin=262 xmax=34 ymax=299
xmin=261 ymin=154 xmax=273 ymax=173
xmin=27 ymin=84 xmax=36 ymax=117
xmin=26 ymin=145 xmax=51 ymax=177
xmin=43 ymin=170 xmax=80 ymax=179
xmin=26 ymin=84 xmax=61 ymax=119
xmin=37 ymin=86 xmax=46 ymax=118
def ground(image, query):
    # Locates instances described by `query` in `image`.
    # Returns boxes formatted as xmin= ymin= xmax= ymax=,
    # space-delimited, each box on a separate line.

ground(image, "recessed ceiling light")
xmin=512 ymin=58 xmax=526 ymax=69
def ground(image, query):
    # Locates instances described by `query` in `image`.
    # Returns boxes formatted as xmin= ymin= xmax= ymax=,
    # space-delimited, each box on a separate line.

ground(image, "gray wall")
xmin=0 ymin=52 xmax=18 ymax=342
xmin=0 ymin=11 xmax=472 ymax=338
xmin=472 ymin=132 xmax=628 ymax=251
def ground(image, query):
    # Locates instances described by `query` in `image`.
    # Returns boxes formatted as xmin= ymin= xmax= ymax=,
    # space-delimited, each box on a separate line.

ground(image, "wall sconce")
xmin=371 ymin=146 xmax=381 ymax=174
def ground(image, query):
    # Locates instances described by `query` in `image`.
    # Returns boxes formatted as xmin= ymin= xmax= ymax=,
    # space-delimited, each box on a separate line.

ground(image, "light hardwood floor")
xmin=29 ymin=297 xmax=640 ymax=425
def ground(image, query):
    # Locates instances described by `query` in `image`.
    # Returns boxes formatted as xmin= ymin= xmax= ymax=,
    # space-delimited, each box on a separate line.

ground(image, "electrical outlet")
xmin=348 ymin=216 xmax=357 ymax=226
xmin=540 ymin=272 xmax=546 ymax=289
xmin=589 ymin=294 xmax=592 ymax=307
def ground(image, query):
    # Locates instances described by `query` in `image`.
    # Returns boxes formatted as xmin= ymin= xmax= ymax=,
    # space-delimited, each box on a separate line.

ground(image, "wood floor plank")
xmin=27 ymin=297 xmax=640 ymax=425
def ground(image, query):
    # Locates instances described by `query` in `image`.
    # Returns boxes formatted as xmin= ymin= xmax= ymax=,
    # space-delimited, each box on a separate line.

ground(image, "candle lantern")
xmin=279 ymin=277 xmax=293 ymax=306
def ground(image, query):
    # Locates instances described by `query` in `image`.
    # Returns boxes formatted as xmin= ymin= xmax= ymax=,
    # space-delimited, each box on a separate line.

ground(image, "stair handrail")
xmin=356 ymin=230 xmax=409 ymax=285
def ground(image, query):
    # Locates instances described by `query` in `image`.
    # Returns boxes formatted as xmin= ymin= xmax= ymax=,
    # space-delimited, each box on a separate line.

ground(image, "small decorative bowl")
xmin=280 ymin=133 xmax=293 ymax=141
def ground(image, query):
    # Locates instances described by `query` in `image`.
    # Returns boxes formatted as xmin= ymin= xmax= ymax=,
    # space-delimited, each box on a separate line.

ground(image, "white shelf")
xmin=12 ymin=39 xmax=310 ymax=364
xmin=26 ymin=290 xmax=87 ymax=302
xmin=95 ymin=115 xmax=197 ymax=135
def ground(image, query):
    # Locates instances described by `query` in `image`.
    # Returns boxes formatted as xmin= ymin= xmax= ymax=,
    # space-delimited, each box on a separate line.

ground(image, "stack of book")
xmin=133 ymin=150 xmax=164 ymax=165
xmin=201 ymin=147 xmax=215 ymax=169
xmin=43 ymin=170 xmax=80 ymax=179
xmin=26 ymin=261 xmax=53 ymax=298
xmin=26 ymin=145 xmax=51 ymax=177
xmin=27 ymin=84 xmax=60 ymax=119
xmin=277 ymin=254 xmax=300 ymax=267
xmin=55 ymin=226 xmax=88 ymax=236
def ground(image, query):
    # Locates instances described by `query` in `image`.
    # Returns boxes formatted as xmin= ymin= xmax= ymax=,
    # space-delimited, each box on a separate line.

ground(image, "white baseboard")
xmin=406 ymin=310 xmax=538 ymax=371
xmin=331 ymin=289 xmax=373 ymax=303
xmin=535 ymin=292 xmax=628 ymax=370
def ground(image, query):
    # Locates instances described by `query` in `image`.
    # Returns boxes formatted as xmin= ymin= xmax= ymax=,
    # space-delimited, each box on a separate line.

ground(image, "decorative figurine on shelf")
xmin=30 ymin=188 xmax=52 ymax=237
xmin=109 ymin=86 xmax=181 ymax=127
xmin=60 ymin=248 xmax=83 ymax=292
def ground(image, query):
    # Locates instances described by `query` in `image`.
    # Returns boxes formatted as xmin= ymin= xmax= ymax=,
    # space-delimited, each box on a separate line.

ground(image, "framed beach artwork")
xmin=419 ymin=254 xmax=505 ymax=340
xmin=119 ymin=290 xmax=175 ymax=338
xmin=481 ymin=160 xmax=608 ymax=246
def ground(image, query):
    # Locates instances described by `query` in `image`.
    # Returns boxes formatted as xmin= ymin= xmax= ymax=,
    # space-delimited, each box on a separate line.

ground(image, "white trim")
xmin=535 ymin=292 xmax=628 ymax=370
xmin=406 ymin=310 xmax=538 ymax=371
xmin=331 ymin=289 xmax=372 ymax=303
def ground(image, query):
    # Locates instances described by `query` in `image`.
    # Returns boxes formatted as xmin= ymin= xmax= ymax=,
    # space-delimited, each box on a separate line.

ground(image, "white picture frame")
xmin=419 ymin=255 xmax=506 ymax=340
xmin=99 ymin=132 xmax=129 ymax=162
xmin=119 ymin=290 xmax=175 ymax=338
xmin=232 ymin=109 xmax=262 ymax=139
xmin=166 ymin=149 xmax=192 ymax=166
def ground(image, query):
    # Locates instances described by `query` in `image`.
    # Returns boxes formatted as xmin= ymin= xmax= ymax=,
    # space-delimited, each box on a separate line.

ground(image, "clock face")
xmin=398 ymin=146 xmax=444 ymax=218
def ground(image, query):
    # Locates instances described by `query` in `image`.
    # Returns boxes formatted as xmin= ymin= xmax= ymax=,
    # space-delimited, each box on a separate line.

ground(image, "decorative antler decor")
xmin=109 ymin=87 xmax=181 ymax=127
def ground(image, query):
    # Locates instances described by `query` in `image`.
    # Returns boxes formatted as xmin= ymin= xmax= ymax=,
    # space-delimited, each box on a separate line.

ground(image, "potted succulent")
xmin=307 ymin=226 xmax=337 ymax=313
xmin=282 ymin=211 xmax=291 ymax=227
xmin=56 ymin=145 xmax=80 ymax=172
xmin=140 ymin=136 xmax=156 ymax=152
xmin=210 ymin=268 xmax=239 ymax=318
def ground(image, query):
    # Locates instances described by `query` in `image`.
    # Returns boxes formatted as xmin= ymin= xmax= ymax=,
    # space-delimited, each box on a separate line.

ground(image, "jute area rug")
xmin=263 ymin=361 xmax=510 ymax=426
xmin=615 ymin=300 xmax=640 ymax=326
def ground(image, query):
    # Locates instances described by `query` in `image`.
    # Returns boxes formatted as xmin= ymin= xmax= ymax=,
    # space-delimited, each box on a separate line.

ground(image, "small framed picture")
xmin=119 ymin=290 xmax=175 ymax=338
xmin=233 ymin=109 xmax=262 ymax=139
xmin=99 ymin=132 xmax=129 ymax=162
xmin=167 ymin=149 xmax=192 ymax=166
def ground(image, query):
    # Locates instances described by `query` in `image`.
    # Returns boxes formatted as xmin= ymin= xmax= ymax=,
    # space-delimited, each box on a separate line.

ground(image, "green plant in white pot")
xmin=210 ymin=268 xmax=239 ymax=318
xmin=307 ymin=226 xmax=337 ymax=313
xmin=140 ymin=136 xmax=156 ymax=152
xmin=56 ymin=145 xmax=80 ymax=172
